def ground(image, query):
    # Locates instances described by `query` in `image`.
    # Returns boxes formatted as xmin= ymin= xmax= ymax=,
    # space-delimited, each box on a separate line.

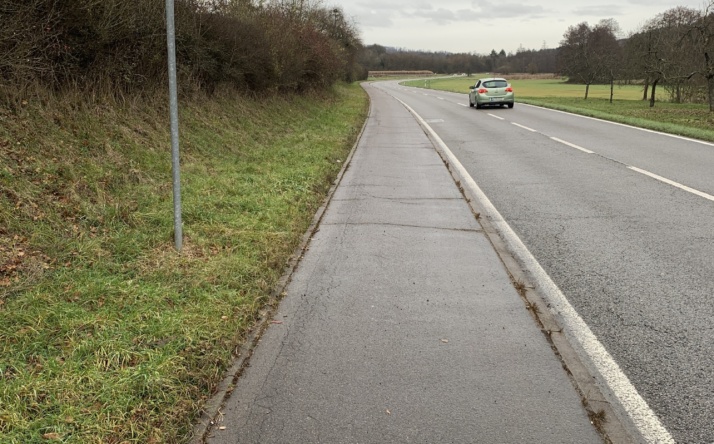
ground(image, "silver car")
xmin=469 ymin=77 xmax=514 ymax=109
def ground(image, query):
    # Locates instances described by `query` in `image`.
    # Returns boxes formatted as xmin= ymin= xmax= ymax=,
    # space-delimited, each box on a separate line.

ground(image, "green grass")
xmin=403 ymin=75 xmax=714 ymax=142
xmin=512 ymin=79 xmax=645 ymax=100
xmin=0 ymin=83 xmax=369 ymax=443
xmin=517 ymin=97 xmax=714 ymax=141
xmin=405 ymin=75 xmax=649 ymax=100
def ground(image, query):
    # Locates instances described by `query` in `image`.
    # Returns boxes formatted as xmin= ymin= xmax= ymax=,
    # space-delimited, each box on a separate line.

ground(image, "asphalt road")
xmin=373 ymin=81 xmax=714 ymax=444
xmin=203 ymin=82 xmax=603 ymax=444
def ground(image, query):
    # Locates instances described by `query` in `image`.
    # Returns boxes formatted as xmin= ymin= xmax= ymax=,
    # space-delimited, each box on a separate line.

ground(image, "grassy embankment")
xmin=403 ymin=76 xmax=714 ymax=142
xmin=0 ymin=83 xmax=369 ymax=443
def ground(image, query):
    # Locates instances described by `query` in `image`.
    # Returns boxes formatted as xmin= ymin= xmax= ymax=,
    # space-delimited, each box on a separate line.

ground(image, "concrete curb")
xmin=189 ymin=92 xmax=372 ymax=444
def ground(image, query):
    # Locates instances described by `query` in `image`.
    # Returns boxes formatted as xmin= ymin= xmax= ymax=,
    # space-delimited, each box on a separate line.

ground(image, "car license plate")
xmin=490 ymin=97 xmax=502 ymax=102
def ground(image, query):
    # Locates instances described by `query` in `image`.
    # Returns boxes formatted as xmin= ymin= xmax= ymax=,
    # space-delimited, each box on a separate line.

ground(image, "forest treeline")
xmin=0 ymin=0 xmax=364 ymax=105
xmin=1 ymin=0 xmax=712 ymax=109
xmin=359 ymin=45 xmax=558 ymax=77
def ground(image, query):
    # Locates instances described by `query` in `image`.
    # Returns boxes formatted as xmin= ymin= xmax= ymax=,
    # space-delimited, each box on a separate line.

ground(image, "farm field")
xmin=402 ymin=75 xmax=714 ymax=142
xmin=404 ymin=75 xmax=648 ymax=99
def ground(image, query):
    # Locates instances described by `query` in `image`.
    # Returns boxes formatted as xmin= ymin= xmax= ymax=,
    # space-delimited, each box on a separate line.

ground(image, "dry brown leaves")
xmin=0 ymin=233 xmax=53 ymax=293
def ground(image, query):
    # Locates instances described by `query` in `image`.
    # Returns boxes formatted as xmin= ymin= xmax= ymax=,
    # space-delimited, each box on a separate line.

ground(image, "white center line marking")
xmin=550 ymin=137 xmax=595 ymax=154
xmin=512 ymin=122 xmax=537 ymax=132
xmin=487 ymin=113 xmax=505 ymax=120
xmin=437 ymin=97 xmax=444 ymax=100
xmin=457 ymin=103 xmax=468 ymax=107
xmin=628 ymin=166 xmax=714 ymax=202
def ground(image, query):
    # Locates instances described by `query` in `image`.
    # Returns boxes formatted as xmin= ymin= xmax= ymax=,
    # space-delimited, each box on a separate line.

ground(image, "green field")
xmin=402 ymin=75 xmax=714 ymax=142
xmin=404 ymin=76 xmax=649 ymax=100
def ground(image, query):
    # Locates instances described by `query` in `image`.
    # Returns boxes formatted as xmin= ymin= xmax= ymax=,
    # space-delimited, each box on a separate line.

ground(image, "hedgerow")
xmin=0 ymin=0 xmax=366 ymax=105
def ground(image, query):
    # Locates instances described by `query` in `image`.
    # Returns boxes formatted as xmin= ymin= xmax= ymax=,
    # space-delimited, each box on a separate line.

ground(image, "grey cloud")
xmin=351 ymin=0 xmax=435 ymax=27
xmin=407 ymin=8 xmax=457 ymax=24
xmin=571 ymin=4 xmax=625 ymax=17
xmin=349 ymin=1 xmax=404 ymax=28
xmin=356 ymin=11 xmax=395 ymax=28
xmin=351 ymin=0 xmax=549 ymax=28
xmin=355 ymin=0 xmax=432 ymax=12
xmin=471 ymin=0 xmax=549 ymax=18
xmin=415 ymin=8 xmax=483 ymax=24
xmin=625 ymin=0 xmax=684 ymax=5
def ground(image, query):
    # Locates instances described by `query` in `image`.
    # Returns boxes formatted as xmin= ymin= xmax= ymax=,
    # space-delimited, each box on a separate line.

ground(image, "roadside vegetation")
xmin=0 ymin=82 xmax=368 ymax=443
xmin=403 ymin=75 xmax=714 ymax=142
xmin=1 ymin=0 xmax=370 ymax=442
xmin=0 ymin=0 xmax=365 ymax=107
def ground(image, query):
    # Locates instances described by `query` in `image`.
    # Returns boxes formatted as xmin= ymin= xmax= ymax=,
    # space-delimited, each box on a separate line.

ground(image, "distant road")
xmin=374 ymin=80 xmax=714 ymax=444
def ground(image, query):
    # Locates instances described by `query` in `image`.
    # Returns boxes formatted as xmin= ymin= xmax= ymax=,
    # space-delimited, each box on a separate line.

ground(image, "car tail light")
xmin=478 ymin=88 xmax=488 ymax=93
xmin=505 ymin=86 xmax=513 ymax=92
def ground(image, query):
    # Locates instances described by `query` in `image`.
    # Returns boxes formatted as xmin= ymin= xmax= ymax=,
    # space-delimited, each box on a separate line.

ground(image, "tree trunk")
xmin=584 ymin=83 xmax=590 ymax=100
xmin=649 ymin=79 xmax=658 ymax=107
xmin=610 ymin=77 xmax=614 ymax=103
xmin=642 ymin=79 xmax=649 ymax=100
xmin=704 ymin=48 xmax=713 ymax=112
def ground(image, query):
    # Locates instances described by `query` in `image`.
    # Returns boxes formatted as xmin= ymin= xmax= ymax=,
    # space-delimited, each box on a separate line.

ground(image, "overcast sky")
xmin=337 ymin=0 xmax=707 ymax=54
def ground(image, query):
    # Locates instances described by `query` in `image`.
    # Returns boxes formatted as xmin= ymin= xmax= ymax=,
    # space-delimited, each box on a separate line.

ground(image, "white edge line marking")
xmin=628 ymin=166 xmax=714 ymax=202
xmin=487 ymin=113 xmax=505 ymax=120
xmin=512 ymin=122 xmax=537 ymax=132
xmin=395 ymin=97 xmax=675 ymax=444
xmin=457 ymin=103 xmax=468 ymax=107
xmin=551 ymin=137 xmax=595 ymax=154
xmin=520 ymin=103 xmax=714 ymax=148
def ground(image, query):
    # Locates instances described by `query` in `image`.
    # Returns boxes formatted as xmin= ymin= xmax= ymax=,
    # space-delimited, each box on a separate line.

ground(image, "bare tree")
xmin=628 ymin=7 xmax=700 ymax=107
xmin=591 ymin=19 xmax=623 ymax=103
xmin=622 ymin=30 xmax=653 ymax=100
xmin=687 ymin=1 xmax=714 ymax=111
xmin=558 ymin=21 xmax=619 ymax=99
xmin=559 ymin=22 xmax=594 ymax=98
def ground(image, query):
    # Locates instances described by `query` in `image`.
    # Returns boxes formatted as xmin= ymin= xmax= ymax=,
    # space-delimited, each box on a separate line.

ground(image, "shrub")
xmin=0 ymin=0 xmax=364 ymax=103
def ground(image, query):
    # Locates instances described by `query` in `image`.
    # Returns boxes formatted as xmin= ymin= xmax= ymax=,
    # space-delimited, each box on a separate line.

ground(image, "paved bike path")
xmin=204 ymin=84 xmax=602 ymax=443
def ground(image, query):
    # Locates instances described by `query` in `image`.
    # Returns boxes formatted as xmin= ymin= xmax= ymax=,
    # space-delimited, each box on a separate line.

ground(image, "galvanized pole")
xmin=166 ymin=0 xmax=183 ymax=251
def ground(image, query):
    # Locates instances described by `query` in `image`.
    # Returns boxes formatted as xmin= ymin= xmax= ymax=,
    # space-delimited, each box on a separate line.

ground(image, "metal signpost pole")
xmin=165 ymin=0 xmax=183 ymax=251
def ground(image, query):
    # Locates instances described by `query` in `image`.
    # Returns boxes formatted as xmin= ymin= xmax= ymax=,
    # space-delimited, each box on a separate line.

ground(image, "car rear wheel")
xmin=507 ymin=102 xmax=514 ymax=109
xmin=469 ymin=100 xmax=474 ymax=108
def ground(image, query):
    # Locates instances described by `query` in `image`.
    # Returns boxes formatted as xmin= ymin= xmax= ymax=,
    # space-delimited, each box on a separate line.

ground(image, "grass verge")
xmin=517 ymin=97 xmax=714 ymax=142
xmin=403 ymin=75 xmax=714 ymax=142
xmin=0 ymin=83 xmax=369 ymax=443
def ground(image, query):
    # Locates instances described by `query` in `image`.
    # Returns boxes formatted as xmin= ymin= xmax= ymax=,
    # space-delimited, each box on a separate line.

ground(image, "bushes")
xmin=0 ymin=0 xmax=364 ymax=103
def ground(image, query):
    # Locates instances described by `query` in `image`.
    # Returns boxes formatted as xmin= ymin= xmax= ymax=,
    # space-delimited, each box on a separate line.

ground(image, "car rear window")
xmin=483 ymin=80 xmax=508 ymax=88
